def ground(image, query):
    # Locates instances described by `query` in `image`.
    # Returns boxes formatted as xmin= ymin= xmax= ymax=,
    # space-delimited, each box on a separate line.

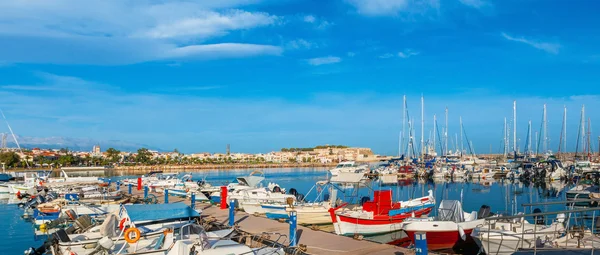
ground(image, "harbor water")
xmin=0 ymin=167 xmax=575 ymax=254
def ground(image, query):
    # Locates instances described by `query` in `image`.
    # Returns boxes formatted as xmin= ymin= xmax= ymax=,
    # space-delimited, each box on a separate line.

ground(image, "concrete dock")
xmin=126 ymin=188 xmax=414 ymax=255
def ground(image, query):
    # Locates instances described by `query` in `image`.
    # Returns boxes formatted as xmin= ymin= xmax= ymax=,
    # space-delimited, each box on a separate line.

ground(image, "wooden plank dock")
xmin=127 ymin=188 xmax=415 ymax=255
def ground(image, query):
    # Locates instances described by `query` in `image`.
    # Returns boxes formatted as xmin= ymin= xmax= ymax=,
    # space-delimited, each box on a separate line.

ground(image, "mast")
xmin=513 ymin=100 xmax=517 ymax=154
xmin=503 ymin=117 xmax=508 ymax=158
xmin=528 ymin=120 xmax=532 ymax=156
xmin=564 ymin=106 xmax=567 ymax=154
xmin=558 ymin=106 xmax=566 ymax=156
xmin=582 ymin=105 xmax=586 ymax=158
xmin=433 ymin=114 xmax=436 ymax=156
xmin=445 ymin=107 xmax=448 ymax=156
xmin=421 ymin=95 xmax=424 ymax=159
xmin=543 ymin=104 xmax=547 ymax=153
xmin=588 ymin=118 xmax=592 ymax=160
xmin=402 ymin=95 xmax=406 ymax=156
xmin=460 ymin=116 xmax=464 ymax=156
xmin=0 ymin=109 xmax=29 ymax=167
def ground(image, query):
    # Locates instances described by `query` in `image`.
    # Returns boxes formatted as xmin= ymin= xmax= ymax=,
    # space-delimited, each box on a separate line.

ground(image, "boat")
xmin=0 ymin=183 xmax=9 ymax=194
xmin=329 ymin=161 xmax=370 ymax=176
xmin=473 ymin=213 xmax=566 ymax=254
xmin=56 ymin=203 xmax=202 ymax=253
xmin=402 ymin=200 xmax=495 ymax=250
xmin=329 ymin=189 xmax=435 ymax=236
xmin=0 ymin=172 xmax=13 ymax=181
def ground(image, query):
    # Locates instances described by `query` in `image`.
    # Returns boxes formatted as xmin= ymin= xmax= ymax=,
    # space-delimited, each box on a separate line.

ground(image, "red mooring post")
xmin=137 ymin=177 xmax=142 ymax=191
xmin=220 ymin=186 xmax=228 ymax=209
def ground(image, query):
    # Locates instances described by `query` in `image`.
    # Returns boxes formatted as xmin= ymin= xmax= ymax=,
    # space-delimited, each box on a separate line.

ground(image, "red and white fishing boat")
xmin=402 ymin=200 xmax=494 ymax=250
xmin=329 ymin=190 xmax=435 ymax=236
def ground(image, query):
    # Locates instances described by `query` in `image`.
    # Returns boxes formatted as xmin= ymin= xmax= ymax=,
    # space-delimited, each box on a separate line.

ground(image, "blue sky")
xmin=0 ymin=0 xmax=599 ymax=154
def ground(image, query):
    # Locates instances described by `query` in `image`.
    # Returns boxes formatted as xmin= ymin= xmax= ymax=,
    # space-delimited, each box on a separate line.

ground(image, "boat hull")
xmin=332 ymin=208 xmax=432 ymax=236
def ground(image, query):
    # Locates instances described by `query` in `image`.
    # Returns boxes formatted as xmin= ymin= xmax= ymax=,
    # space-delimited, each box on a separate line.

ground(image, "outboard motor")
xmin=288 ymin=188 xmax=298 ymax=197
xmin=478 ymin=205 xmax=492 ymax=219
xmin=323 ymin=193 xmax=330 ymax=202
xmin=533 ymin=208 xmax=545 ymax=225
xmin=296 ymin=193 xmax=305 ymax=202
xmin=360 ymin=196 xmax=370 ymax=206
xmin=272 ymin=186 xmax=282 ymax=193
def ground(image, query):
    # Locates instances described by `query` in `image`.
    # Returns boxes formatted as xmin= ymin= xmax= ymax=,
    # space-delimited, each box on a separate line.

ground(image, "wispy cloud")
xmin=379 ymin=49 xmax=419 ymax=59
xmin=501 ymin=33 xmax=561 ymax=54
xmin=398 ymin=49 xmax=419 ymax=58
xmin=286 ymin=39 xmax=316 ymax=50
xmin=379 ymin=53 xmax=394 ymax=59
xmin=301 ymin=14 xmax=332 ymax=29
xmin=0 ymin=1 xmax=283 ymax=65
xmin=459 ymin=0 xmax=488 ymax=9
xmin=303 ymin=15 xmax=316 ymax=23
xmin=346 ymin=0 xmax=440 ymax=17
xmin=307 ymin=56 xmax=342 ymax=66
xmin=347 ymin=52 xmax=356 ymax=57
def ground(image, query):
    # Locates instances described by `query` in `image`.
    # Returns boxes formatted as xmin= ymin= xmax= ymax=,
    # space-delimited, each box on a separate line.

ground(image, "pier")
xmin=127 ymin=188 xmax=415 ymax=255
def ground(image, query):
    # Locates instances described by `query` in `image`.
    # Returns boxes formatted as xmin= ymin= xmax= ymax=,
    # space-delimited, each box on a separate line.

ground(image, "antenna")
xmin=0 ymin=109 xmax=29 ymax=167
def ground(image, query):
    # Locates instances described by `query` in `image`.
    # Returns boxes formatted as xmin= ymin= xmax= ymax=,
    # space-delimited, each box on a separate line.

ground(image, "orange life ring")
xmin=65 ymin=210 xmax=77 ymax=220
xmin=119 ymin=218 xmax=128 ymax=230
xmin=124 ymin=228 xmax=141 ymax=243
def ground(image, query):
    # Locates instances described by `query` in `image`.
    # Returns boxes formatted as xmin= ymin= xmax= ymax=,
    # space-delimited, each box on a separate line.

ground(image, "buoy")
xmin=39 ymin=223 xmax=47 ymax=233
xmin=124 ymin=228 xmax=141 ymax=243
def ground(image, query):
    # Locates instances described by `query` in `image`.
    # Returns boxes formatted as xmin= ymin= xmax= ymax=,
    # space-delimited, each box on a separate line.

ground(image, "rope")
xmin=305 ymin=246 xmax=347 ymax=253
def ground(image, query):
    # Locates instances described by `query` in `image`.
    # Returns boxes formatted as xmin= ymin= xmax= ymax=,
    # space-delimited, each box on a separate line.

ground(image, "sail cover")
xmin=437 ymin=200 xmax=464 ymax=222
xmin=122 ymin=203 xmax=200 ymax=223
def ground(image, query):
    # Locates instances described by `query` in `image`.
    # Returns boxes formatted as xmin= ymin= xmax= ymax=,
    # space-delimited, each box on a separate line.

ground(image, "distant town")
xmin=0 ymin=145 xmax=388 ymax=169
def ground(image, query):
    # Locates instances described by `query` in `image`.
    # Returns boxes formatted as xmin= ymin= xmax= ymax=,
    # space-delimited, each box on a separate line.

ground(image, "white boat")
xmin=474 ymin=214 xmax=566 ymax=254
xmin=57 ymin=203 xmax=203 ymax=253
xmin=402 ymin=201 xmax=494 ymax=250
xmin=236 ymin=187 xmax=296 ymax=214
xmin=329 ymin=161 xmax=370 ymax=176
xmin=0 ymin=183 xmax=9 ymax=194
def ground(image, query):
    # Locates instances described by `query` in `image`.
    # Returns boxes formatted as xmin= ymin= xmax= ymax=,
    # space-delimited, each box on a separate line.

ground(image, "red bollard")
xmin=220 ymin=186 xmax=228 ymax=209
xmin=137 ymin=177 xmax=142 ymax=191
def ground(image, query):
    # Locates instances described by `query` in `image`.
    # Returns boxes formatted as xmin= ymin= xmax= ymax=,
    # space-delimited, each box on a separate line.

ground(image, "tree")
xmin=59 ymin=147 xmax=69 ymax=154
xmin=135 ymin=148 xmax=152 ymax=164
xmin=0 ymin=152 xmax=20 ymax=167
xmin=106 ymin=148 xmax=121 ymax=163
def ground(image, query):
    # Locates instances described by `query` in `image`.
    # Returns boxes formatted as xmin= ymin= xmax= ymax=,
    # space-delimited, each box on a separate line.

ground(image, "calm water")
xmin=0 ymin=168 xmax=577 ymax=254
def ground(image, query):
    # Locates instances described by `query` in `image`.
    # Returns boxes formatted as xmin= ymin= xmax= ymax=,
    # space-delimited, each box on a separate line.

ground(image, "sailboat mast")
xmin=582 ymin=105 xmax=586 ymax=157
xmin=421 ymin=95 xmax=424 ymax=159
xmin=528 ymin=120 xmax=532 ymax=156
xmin=445 ymin=107 xmax=448 ymax=156
xmin=460 ymin=116 xmax=463 ymax=156
xmin=503 ymin=117 xmax=508 ymax=157
xmin=513 ymin=100 xmax=517 ymax=154
xmin=564 ymin=106 xmax=567 ymax=154
xmin=402 ymin=95 xmax=406 ymax=156
xmin=588 ymin=118 xmax=592 ymax=160
xmin=543 ymin=104 xmax=547 ymax=153
xmin=433 ymin=114 xmax=436 ymax=156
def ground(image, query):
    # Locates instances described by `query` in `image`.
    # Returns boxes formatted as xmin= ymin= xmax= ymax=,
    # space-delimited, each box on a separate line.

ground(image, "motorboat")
xmin=329 ymin=161 xmax=369 ymax=176
xmin=402 ymin=201 xmax=495 ymax=250
xmin=56 ymin=203 xmax=202 ymax=253
xmin=473 ymin=213 xmax=566 ymax=254
xmin=329 ymin=190 xmax=435 ymax=236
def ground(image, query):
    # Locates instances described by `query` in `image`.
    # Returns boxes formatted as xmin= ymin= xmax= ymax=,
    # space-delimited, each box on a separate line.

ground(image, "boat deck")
xmin=128 ymin=188 xmax=415 ymax=255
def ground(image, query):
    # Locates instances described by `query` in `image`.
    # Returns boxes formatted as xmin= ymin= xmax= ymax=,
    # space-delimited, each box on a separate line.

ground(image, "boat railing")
xmin=480 ymin=207 xmax=600 ymax=254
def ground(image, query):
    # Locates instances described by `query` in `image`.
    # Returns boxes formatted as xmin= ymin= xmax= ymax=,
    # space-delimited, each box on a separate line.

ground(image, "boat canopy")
xmin=121 ymin=203 xmax=200 ymax=223
xmin=330 ymin=172 xmax=364 ymax=183
xmin=236 ymin=176 xmax=265 ymax=187
xmin=438 ymin=200 xmax=465 ymax=222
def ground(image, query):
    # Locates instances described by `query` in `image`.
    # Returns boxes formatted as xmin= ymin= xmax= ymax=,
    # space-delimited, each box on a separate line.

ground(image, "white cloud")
xmin=379 ymin=53 xmax=394 ymax=59
xmin=139 ymin=10 xmax=278 ymax=40
xmin=459 ymin=0 xmax=488 ymax=9
xmin=166 ymin=43 xmax=282 ymax=59
xmin=397 ymin=49 xmax=419 ymax=58
xmin=286 ymin=39 xmax=316 ymax=50
xmin=346 ymin=0 xmax=440 ymax=17
xmin=501 ymin=33 xmax=561 ymax=54
xmin=303 ymin=15 xmax=316 ymax=23
xmin=0 ymin=1 xmax=282 ymax=65
xmin=307 ymin=56 xmax=342 ymax=66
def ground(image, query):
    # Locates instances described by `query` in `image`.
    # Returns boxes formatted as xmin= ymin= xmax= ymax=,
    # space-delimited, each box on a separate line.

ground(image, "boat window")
xmin=180 ymin=224 xmax=206 ymax=240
